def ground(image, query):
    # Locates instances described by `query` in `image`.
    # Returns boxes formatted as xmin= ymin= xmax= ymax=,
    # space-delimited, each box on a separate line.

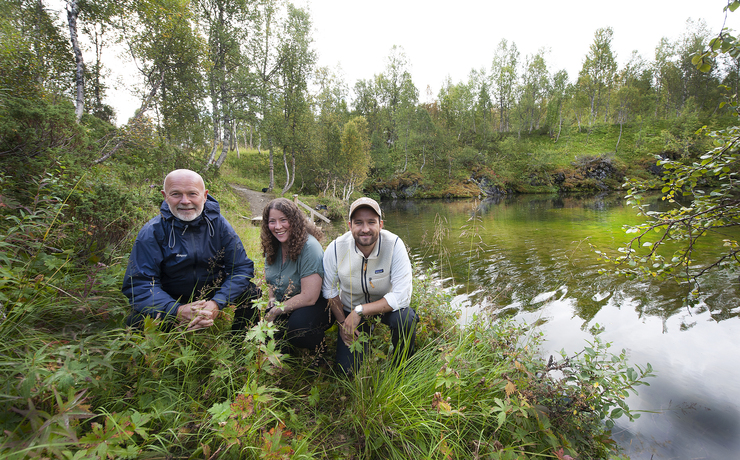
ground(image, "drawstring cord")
xmin=167 ymin=216 xmax=212 ymax=248
xmin=168 ymin=225 xmax=176 ymax=249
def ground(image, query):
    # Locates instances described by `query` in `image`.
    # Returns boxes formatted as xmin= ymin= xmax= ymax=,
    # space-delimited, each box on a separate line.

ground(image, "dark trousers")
xmin=336 ymin=307 xmax=418 ymax=376
xmin=272 ymin=295 xmax=331 ymax=353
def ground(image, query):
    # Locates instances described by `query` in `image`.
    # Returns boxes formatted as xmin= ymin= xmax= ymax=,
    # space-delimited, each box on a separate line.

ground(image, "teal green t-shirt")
xmin=265 ymin=234 xmax=324 ymax=301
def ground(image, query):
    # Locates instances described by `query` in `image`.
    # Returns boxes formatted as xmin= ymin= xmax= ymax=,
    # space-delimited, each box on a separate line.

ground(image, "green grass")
xmin=220 ymin=148 xmax=274 ymax=191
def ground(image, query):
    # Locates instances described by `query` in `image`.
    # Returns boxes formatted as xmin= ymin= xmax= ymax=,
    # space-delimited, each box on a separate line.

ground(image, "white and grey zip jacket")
xmin=321 ymin=229 xmax=412 ymax=312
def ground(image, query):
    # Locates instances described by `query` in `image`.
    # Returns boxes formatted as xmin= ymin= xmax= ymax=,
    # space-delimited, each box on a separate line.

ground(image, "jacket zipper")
xmin=361 ymin=258 xmax=371 ymax=303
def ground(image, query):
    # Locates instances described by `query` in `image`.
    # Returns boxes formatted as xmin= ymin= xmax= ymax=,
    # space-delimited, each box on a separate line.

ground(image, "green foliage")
xmin=0 ymin=295 xmax=297 ymax=459
xmin=0 ymin=0 xmax=73 ymax=100
xmin=692 ymin=1 xmax=740 ymax=72
xmin=0 ymin=163 xmax=154 ymax=326
xmin=335 ymin=116 xmax=371 ymax=200
xmin=0 ymin=172 xmax=77 ymax=319
xmin=601 ymin=117 xmax=740 ymax=300
xmin=411 ymin=267 xmax=460 ymax=346
xmin=68 ymin=181 xmax=150 ymax=251
xmin=340 ymin=319 xmax=652 ymax=459
xmin=0 ymin=98 xmax=84 ymax=165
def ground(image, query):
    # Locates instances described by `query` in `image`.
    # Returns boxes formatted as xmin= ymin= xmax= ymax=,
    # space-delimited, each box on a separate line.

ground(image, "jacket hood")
xmin=160 ymin=194 xmax=221 ymax=223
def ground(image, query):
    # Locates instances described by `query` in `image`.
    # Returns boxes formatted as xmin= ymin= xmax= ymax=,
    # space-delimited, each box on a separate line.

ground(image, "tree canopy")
xmin=1 ymin=0 xmax=738 ymax=199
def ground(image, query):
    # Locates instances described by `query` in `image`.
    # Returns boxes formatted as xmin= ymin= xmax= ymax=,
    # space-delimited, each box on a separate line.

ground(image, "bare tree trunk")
xmin=342 ymin=177 xmax=355 ymax=201
xmin=67 ymin=0 xmax=84 ymax=122
xmin=268 ymin=136 xmax=274 ymax=191
xmin=229 ymin=121 xmax=236 ymax=151
xmin=234 ymin=122 xmax=240 ymax=159
xmin=214 ymin=117 xmax=230 ymax=169
xmin=203 ymin=95 xmax=221 ymax=171
xmin=556 ymin=104 xmax=563 ymax=142
xmin=402 ymin=118 xmax=409 ymax=173
xmin=215 ymin=143 xmax=229 ymax=168
xmin=204 ymin=133 xmax=219 ymax=170
xmin=589 ymin=94 xmax=595 ymax=126
xmin=282 ymin=147 xmax=295 ymax=194
xmin=281 ymin=146 xmax=290 ymax=193
xmin=203 ymin=143 xmax=218 ymax=171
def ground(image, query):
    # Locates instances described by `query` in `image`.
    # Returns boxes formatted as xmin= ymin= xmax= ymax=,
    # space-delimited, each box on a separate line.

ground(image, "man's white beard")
xmin=170 ymin=204 xmax=203 ymax=221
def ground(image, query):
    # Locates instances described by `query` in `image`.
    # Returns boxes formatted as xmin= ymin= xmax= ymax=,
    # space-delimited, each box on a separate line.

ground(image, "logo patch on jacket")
xmin=176 ymin=254 xmax=187 ymax=258
xmin=374 ymin=269 xmax=384 ymax=274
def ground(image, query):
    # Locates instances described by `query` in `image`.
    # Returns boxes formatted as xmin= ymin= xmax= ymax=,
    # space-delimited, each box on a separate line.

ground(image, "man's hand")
xmin=340 ymin=310 xmax=361 ymax=346
xmin=178 ymin=300 xmax=218 ymax=331
xmin=201 ymin=300 xmax=219 ymax=319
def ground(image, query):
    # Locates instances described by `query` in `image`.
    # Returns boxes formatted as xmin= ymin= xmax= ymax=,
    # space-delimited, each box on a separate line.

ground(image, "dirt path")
xmin=229 ymin=184 xmax=273 ymax=218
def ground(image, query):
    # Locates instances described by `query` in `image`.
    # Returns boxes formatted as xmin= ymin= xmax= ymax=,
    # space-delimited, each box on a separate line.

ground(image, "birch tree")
xmin=276 ymin=3 xmax=315 ymax=194
xmin=577 ymin=27 xmax=617 ymax=124
xmin=66 ymin=0 xmax=84 ymax=122
xmin=337 ymin=116 xmax=370 ymax=200
xmin=95 ymin=0 xmax=205 ymax=163
xmin=491 ymin=39 xmax=519 ymax=132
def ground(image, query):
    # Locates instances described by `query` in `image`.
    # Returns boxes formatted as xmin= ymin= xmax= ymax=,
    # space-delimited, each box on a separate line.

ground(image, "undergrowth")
xmin=0 ymin=165 xmax=654 ymax=459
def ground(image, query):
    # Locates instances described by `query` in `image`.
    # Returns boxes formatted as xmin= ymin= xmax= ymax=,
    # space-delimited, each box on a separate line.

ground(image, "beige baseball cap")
xmin=349 ymin=197 xmax=382 ymax=220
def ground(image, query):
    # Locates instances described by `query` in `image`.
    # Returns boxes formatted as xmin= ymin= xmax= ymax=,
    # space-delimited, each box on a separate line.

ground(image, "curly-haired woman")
xmin=261 ymin=198 xmax=330 ymax=354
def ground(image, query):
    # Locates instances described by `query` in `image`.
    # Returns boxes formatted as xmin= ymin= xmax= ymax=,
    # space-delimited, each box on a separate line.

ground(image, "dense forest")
xmin=1 ymin=0 xmax=739 ymax=458
xmin=2 ymin=0 xmax=739 ymax=199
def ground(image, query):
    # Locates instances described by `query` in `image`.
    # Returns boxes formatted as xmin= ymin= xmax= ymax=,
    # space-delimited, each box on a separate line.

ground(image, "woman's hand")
xmin=265 ymin=301 xmax=285 ymax=323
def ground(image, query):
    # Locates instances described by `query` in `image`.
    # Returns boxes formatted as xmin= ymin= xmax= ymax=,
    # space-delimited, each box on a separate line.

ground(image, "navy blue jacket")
xmin=122 ymin=195 xmax=254 ymax=318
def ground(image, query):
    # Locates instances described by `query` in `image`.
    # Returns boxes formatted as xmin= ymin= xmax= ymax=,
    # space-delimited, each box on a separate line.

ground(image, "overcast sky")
xmin=302 ymin=0 xmax=733 ymax=99
xmin=107 ymin=0 xmax=736 ymax=124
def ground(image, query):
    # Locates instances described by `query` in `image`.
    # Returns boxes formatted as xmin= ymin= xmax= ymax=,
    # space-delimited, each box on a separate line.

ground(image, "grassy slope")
xmin=223 ymin=118 xmax=726 ymax=202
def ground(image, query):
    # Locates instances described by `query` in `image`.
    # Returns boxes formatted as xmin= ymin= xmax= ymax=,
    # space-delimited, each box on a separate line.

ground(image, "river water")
xmin=360 ymin=193 xmax=739 ymax=460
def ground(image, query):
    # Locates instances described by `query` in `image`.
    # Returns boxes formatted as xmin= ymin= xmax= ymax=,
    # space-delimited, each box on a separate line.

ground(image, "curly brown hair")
xmin=261 ymin=198 xmax=324 ymax=266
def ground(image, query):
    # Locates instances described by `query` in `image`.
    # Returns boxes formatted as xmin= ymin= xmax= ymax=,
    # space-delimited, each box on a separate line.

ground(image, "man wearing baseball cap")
xmin=322 ymin=197 xmax=417 ymax=376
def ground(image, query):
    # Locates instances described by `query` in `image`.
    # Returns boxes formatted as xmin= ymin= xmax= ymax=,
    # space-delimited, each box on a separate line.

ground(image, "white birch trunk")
xmin=66 ymin=0 xmax=84 ymax=122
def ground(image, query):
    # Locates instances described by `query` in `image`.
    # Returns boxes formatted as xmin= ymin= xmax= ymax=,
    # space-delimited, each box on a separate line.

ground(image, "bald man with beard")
xmin=122 ymin=169 xmax=259 ymax=333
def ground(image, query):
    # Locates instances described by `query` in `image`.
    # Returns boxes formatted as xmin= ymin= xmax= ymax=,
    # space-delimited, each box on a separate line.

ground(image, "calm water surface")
xmin=370 ymin=194 xmax=739 ymax=460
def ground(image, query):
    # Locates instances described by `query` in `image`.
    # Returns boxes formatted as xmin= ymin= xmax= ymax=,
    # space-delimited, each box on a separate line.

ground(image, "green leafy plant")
xmin=338 ymin=318 xmax=653 ymax=460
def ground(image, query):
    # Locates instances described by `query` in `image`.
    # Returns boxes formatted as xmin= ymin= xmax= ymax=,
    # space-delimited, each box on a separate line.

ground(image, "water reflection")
xmin=377 ymin=194 xmax=740 ymax=460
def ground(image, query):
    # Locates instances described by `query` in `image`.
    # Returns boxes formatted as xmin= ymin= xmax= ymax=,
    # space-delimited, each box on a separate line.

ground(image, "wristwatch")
xmin=354 ymin=304 xmax=364 ymax=317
